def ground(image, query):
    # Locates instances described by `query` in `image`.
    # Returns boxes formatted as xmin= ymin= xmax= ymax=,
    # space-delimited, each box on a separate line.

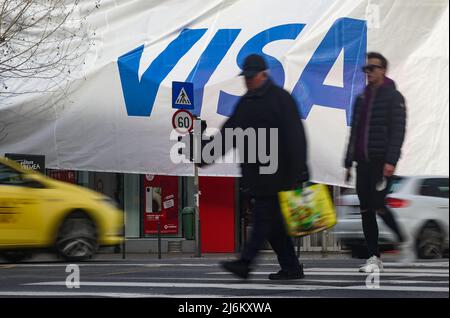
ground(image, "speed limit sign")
xmin=172 ymin=109 xmax=194 ymax=134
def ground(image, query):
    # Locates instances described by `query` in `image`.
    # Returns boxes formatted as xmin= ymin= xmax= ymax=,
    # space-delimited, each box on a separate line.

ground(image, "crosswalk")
xmin=23 ymin=279 xmax=449 ymax=293
xmin=0 ymin=260 xmax=448 ymax=298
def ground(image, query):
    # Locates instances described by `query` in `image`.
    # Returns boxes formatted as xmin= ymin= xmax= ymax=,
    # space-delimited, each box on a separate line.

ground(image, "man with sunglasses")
xmin=344 ymin=52 xmax=408 ymax=273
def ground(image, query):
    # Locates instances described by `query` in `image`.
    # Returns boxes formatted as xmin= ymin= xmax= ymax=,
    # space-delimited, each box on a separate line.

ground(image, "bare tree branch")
xmin=0 ymin=0 xmax=100 ymax=98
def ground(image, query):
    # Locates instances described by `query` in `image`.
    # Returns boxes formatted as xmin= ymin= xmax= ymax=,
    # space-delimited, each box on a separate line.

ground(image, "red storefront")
xmin=143 ymin=175 xmax=237 ymax=253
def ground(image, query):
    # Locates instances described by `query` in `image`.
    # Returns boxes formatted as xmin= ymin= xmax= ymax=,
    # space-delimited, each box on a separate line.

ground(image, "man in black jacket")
xmin=344 ymin=52 xmax=407 ymax=273
xmin=209 ymin=54 xmax=309 ymax=280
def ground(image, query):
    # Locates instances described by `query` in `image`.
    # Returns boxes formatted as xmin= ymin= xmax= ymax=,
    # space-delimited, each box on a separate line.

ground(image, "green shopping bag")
xmin=278 ymin=184 xmax=337 ymax=237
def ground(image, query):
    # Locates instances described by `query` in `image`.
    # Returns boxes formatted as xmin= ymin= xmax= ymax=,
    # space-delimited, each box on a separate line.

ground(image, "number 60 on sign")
xmin=172 ymin=109 xmax=194 ymax=134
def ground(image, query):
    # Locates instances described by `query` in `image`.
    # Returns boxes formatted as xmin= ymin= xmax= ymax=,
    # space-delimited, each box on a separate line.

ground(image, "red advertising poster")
xmin=143 ymin=175 xmax=179 ymax=235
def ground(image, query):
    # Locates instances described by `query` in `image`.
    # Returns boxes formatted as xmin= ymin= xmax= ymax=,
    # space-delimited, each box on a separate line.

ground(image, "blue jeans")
xmin=241 ymin=195 xmax=301 ymax=273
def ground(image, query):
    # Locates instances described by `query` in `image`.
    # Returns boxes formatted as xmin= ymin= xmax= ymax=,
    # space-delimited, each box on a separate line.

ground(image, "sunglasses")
xmin=362 ymin=64 xmax=384 ymax=73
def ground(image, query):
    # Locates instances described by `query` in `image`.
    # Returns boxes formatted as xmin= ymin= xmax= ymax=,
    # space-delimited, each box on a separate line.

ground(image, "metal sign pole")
xmin=172 ymin=81 xmax=197 ymax=255
xmin=333 ymin=185 xmax=341 ymax=251
xmin=122 ymin=223 xmax=126 ymax=259
xmin=158 ymin=220 xmax=162 ymax=259
xmin=193 ymin=119 xmax=202 ymax=258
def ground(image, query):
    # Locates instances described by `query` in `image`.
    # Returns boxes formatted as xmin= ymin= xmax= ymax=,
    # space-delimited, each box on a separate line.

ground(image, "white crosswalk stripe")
xmin=25 ymin=280 xmax=449 ymax=293
xmin=0 ymin=291 xmax=316 ymax=298
xmin=210 ymin=271 xmax=448 ymax=277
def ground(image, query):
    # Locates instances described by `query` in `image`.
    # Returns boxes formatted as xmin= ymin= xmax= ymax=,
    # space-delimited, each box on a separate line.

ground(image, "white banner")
xmin=0 ymin=0 xmax=448 ymax=186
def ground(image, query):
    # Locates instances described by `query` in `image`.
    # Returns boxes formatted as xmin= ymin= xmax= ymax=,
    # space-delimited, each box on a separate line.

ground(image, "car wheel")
xmin=417 ymin=225 xmax=443 ymax=259
xmin=56 ymin=217 xmax=97 ymax=261
xmin=1 ymin=251 xmax=32 ymax=263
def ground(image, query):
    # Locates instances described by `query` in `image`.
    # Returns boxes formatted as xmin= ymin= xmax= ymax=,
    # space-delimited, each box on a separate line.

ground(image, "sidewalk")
xmin=94 ymin=250 xmax=353 ymax=261
xmin=11 ymin=251 xmax=352 ymax=263
xmin=4 ymin=250 xmax=448 ymax=265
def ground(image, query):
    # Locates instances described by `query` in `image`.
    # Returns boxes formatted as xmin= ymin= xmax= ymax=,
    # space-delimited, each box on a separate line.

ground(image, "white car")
xmin=333 ymin=176 xmax=449 ymax=259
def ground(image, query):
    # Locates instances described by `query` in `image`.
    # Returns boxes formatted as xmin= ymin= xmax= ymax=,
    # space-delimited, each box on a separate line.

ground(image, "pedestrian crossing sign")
xmin=172 ymin=81 xmax=194 ymax=109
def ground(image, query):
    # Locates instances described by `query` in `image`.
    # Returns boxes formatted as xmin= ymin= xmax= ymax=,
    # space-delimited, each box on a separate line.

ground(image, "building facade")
xmin=47 ymin=169 xmax=342 ymax=254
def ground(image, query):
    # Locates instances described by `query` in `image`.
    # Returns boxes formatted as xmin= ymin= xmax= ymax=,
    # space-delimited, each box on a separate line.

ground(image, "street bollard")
xmin=122 ymin=225 xmax=126 ymax=259
xmin=158 ymin=221 xmax=162 ymax=260
xmin=240 ymin=217 xmax=245 ymax=252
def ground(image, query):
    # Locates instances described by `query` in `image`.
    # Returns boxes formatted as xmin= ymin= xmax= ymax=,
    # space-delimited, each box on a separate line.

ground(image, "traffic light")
xmin=200 ymin=120 xmax=214 ymax=162
xmin=177 ymin=119 xmax=214 ymax=164
xmin=177 ymin=132 xmax=193 ymax=162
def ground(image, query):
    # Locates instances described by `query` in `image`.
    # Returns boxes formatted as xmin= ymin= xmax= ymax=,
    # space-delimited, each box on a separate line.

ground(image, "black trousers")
xmin=356 ymin=161 xmax=404 ymax=258
xmin=240 ymin=195 xmax=301 ymax=273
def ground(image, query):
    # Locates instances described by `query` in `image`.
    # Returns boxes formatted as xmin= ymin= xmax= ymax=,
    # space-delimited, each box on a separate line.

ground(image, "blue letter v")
xmin=118 ymin=29 xmax=207 ymax=117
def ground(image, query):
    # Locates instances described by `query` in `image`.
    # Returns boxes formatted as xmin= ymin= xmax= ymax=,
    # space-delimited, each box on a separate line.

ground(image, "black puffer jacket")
xmin=221 ymin=79 xmax=309 ymax=196
xmin=345 ymin=78 xmax=406 ymax=168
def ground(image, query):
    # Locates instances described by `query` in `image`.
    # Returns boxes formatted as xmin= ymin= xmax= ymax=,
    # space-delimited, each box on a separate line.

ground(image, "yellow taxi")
xmin=0 ymin=157 xmax=124 ymax=262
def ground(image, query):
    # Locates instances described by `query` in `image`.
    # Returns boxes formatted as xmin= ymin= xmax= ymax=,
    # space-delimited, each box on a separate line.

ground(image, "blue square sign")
xmin=172 ymin=81 xmax=194 ymax=110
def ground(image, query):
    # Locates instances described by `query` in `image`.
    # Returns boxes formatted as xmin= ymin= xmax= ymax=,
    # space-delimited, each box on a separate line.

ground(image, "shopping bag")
xmin=278 ymin=184 xmax=337 ymax=237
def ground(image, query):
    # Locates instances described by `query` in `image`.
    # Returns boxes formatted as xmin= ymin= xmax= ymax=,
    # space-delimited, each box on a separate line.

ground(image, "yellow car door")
xmin=0 ymin=162 xmax=41 ymax=246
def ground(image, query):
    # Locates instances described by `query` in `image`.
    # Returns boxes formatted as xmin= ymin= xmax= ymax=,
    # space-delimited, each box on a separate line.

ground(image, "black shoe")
xmin=268 ymin=266 xmax=305 ymax=280
xmin=221 ymin=260 xmax=250 ymax=279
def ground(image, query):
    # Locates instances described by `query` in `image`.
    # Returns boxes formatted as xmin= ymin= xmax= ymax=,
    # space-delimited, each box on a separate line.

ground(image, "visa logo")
xmin=117 ymin=18 xmax=367 ymax=126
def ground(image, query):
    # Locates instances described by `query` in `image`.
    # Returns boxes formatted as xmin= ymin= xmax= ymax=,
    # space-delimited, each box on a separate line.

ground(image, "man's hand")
xmin=345 ymin=169 xmax=352 ymax=183
xmin=384 ymin=163 xmax=395 ymax=177
xmin=196 ymin=162 xmax=207 ymax=168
